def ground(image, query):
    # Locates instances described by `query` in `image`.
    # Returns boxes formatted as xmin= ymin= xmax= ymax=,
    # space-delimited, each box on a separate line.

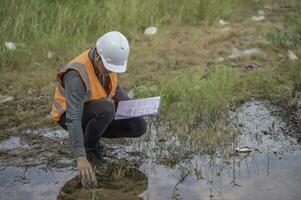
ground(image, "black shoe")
xmin=86 ymin=150 xmax=105 ymax=166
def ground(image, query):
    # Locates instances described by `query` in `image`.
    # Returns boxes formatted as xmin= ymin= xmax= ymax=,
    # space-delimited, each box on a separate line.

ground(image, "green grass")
xmin=0 ymin=0 xmax=300 ymax=137
xmin=135 ymin=62 xmax=301 ymax=126
xmin=0 ymin=0 xmax=244 ymax=70
xmin=267 ymin=0 xmax=301 ymax=48
xmin=267 ymin=27 xmax=301 ymax=48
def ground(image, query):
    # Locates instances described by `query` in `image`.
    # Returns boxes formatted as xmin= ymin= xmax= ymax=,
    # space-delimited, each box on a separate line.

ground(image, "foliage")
xmin=267 ymin=27 xmax=301 ymax=48
xmin=0 ymin=0 xmax=242 ymax=70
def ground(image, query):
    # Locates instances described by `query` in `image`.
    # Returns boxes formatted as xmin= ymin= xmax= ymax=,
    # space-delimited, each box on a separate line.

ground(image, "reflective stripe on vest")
xmin=50 ymin=49 xmax=118 ymax=122
xmin=63 ymin=62 xmax=92 ymax=97
xmin=53 ymin=99 xmax=64 ymax=114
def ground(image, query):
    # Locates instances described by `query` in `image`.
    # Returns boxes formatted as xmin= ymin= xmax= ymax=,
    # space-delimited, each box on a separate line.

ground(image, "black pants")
xmin=58 ymin=99 xmax=147 ymax=151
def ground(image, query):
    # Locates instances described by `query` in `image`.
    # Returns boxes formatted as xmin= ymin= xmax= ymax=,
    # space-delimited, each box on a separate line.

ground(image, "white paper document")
xmin=115 ymin=96 xmax=161 ymax=120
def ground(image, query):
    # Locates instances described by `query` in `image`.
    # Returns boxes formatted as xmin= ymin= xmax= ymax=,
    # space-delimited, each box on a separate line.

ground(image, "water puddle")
xmin=229 ymin=100 xmax=297 ymax=153
xmin=0 ymin=136 xmax=29 ymax=151
xmin=0 ymin=165 xmax=76 ymax=200
xmin=125 ymin=100 xmax=301 ymax=200
xmin=0 ymin=99 xmax=300 ymax=199
xmin=24 ymin=128 xmax=68 ymax=139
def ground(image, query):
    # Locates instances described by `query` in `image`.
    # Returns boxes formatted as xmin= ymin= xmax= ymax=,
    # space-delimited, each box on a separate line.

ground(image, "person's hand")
xmin=76 ymin=156 xmax=96 ymax=187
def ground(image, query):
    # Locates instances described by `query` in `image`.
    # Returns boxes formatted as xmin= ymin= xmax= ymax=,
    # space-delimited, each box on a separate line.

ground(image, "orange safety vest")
xmin=50 ymin=49 xmax=118 ymax=122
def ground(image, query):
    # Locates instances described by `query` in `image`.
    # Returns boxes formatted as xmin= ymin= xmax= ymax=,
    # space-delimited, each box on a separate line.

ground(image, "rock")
xmin=264 ymin=5 xmax=272 ymax=10
xmin=5 ymin=42 xmax=16 ymax=50
xmin=288 ymin=50 xmax=298 ymax=60
xmin=297 ymin=137 xmax=301 ymax=144
xmin=221 ymin=27 xmax=231 ymax=32
xmin=47 ymin=51 xmax=54 ymax=59
xmin=229 ymin=48 xmax=240 ymax=59
xmin=128 ymin=90 xmax=135 ymax=99
xmin=257 ymin=10 xmax=265 ymax=16
xmin=216 ymin=57 xmax=225 ymax=62
xmin=243 ymin=48 xmax=261 ymax=56
xmin=252 ymin=16 xmax=265 ymax=21
xmin=229 ymin=47 xmax=261 ymax=59
xmin=144 ymin=26 xmax=157 ymax=36
xmin=0 ymin=95 xmax=14 ymax=104
xmin=219 ymin=19 xmax=229 ymax=26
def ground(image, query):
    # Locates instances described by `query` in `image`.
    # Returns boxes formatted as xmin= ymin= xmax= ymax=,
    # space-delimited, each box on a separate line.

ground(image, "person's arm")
xmin=64 ymin=70 xmax=95 ymax=185
xmin=64 ymin=70 xmax=86 ymax=157
xmin=113 ymin=84 xmax=131 ymax=102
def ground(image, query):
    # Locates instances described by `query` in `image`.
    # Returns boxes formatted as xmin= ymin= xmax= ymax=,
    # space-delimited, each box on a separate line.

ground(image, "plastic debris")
xmin=288 ymin=50 xmax=298 ymax=60
xmin=243 ymin=48 xmax=261 ymax=55
xmin=221 ymin=27 xmax=231 ymax=32
xmin=252 ymin=16 xmax=265 ymax=21
xmin=5 ymin=42 xmax=16 ymax=50
xmin=144 ymin=26 xmax=157 ymax=36
xmin=235 ymin=147 xmax=253 ymax=153
xmin=216 ymin=57 xmax=225 ymax=62
xmin=47 ymin=51 xmax=54 ymax=59
xmin=128 ymin=90 xmax=135 ymax=99
xmin=229 ymin=48 xmax=240 ymax=59
xmin=264 ymin=5 xmax=272 ymax=10
xmin=219 ymin=19 xmax=229 ymax=26
xmin=0 ymin=95 xmax=14 ymax=104
xmin=257 ymin=10 xmax=265 ymax=16
xmin=244 ymin=63 xmax=261 ymax=70
xmin=229 ymin=47 xmax=261 ymax=59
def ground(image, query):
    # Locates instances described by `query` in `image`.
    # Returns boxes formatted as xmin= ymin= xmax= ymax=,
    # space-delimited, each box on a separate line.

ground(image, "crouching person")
xmin=50 ymin=31 xmax=147 ymax=186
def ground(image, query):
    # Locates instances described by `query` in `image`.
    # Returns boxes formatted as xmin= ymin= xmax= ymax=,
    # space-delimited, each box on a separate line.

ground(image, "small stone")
xmin=144 ymin=26 xmax=157 ymax=36
xmin=128 ymin=90 xmax=135 ymax=99
xmin=288 ymin=50 xmax=298 ymax=60
xmin=5 ymin=42 xmax=16 ymax=50
xmin=47 ymin=51 xmax=54 ymax=59
xmin=297 ymin=137 xmax=301 ymax=144
xmin=221 ymin=27 xmax=231 ymax=32
xmin=264 ymin=5 xmax=272 ymax=10
xmin=252 ymin=16 xmax=265 ymax=21
xmin=243 ymin=48 xmax=261 ymax=56
xmin=219 ymin=19 xmax=229 ymax=26
xmin=257 ymin=10 xmax=265 ymax=16
xmin=216 ymin=57 xmax=225 ymax=62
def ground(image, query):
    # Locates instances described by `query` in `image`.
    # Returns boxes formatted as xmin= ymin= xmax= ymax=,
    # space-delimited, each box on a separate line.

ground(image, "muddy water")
xmin=0 ymin=165 xmax=76 ymax=200
xmin=126 ymin=100 xmax=301 ymax=200
xmin=0 ymin=100 xmax=300 ymax=200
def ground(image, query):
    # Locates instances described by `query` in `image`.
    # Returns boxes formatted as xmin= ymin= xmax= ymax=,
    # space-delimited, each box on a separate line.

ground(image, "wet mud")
xmin=0 ymin=99 xmax=300 ymax=200
xmin=57 ymin=160 xmax=147 ymax=200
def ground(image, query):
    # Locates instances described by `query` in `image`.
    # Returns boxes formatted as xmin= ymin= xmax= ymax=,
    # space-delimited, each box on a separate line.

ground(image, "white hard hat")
xmin=96 ymin=31 xmax=129 ymax=73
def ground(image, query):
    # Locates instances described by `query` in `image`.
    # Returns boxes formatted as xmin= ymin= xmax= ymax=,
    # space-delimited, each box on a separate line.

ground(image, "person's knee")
xmin=92 ymin=100 xmax=115 ymax=122
xmin=133 ymin=118 xmax=147 ymax=137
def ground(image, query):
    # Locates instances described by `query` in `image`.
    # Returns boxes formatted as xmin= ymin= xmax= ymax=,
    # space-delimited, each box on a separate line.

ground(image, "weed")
xmin=267 ymin=28 xmax=301 ymax=48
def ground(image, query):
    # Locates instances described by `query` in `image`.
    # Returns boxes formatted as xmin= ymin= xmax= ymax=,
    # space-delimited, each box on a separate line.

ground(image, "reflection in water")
xmin=0 ymin=165 xmax=76 ymax=200
xmin=137 ymin=146 xmax=301 ymax=200
xmin=127 ymin=100 xmax=301 ymax=200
